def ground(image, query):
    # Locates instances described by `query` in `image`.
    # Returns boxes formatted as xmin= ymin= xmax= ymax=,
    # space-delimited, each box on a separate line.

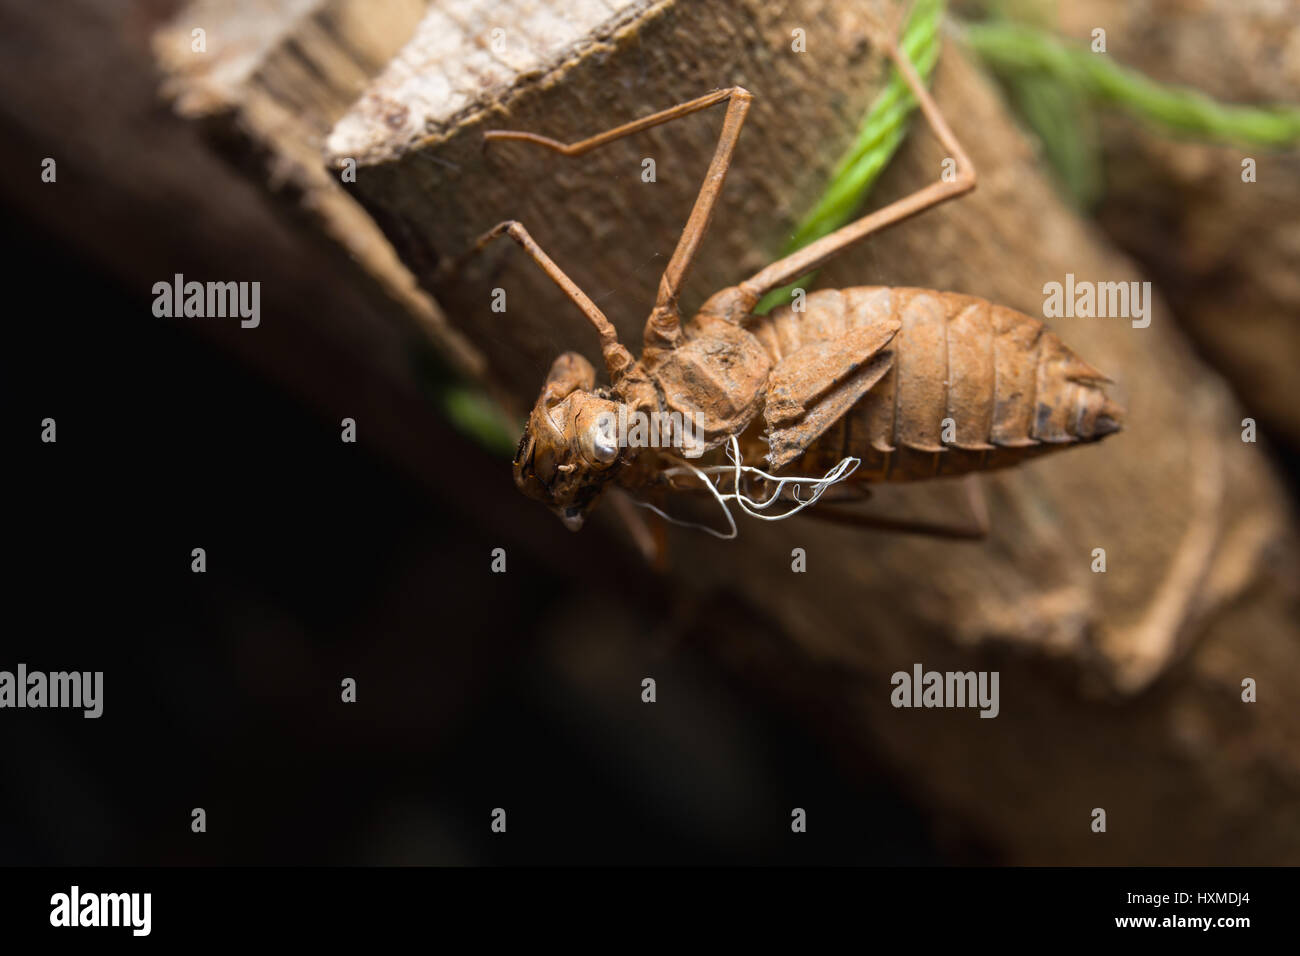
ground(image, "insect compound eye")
xmin=574 ymin=405 xmax=620 ymax=467
xmin=588 ymin=415 xmax=618 ymax=463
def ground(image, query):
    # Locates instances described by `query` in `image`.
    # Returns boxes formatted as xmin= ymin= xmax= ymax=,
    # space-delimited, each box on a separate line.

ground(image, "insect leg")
xmin=736 ymin=23 xmax=976 ymax=303
xmin=486 ymin=88 xmax=754 ymax=351
xmin=468 ymin=219 xmax=634 ymax=382
xmin=484 ymin=88 xmax=748 ymax=160
xmin=607 ymin=486 xmax=670 ymax=571
xmin=799 ymin=475 xmax=989 ymax=540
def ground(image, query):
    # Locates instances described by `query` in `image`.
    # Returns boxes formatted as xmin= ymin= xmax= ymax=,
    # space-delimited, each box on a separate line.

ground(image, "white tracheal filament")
xmin=634 ymin=435 xmax=860 ymax=540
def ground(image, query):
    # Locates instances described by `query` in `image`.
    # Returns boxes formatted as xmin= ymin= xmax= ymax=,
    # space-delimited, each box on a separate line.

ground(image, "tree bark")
xmin=152 ymin=0 xmax=484 ymax=380
xmin=1047 ymin=0 xmax=1300 ymax=448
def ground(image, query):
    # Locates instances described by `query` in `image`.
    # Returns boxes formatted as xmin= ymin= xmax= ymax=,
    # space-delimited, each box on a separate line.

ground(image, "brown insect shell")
xmin=625 ymin=306 xmax=772 ymax=454
xmin=514 ymin=352 xmax=626 ymax=528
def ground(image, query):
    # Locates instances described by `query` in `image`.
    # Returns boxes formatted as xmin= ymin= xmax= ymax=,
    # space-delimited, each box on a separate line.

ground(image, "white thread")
xmin=633 ymin=436 xmax=859 ymax=539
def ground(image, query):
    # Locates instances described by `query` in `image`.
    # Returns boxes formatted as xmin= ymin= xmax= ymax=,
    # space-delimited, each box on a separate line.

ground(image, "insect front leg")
xmin=485 ymin=87 xmax=754 ymax=353
xmin=463 ymin=219 xmax=634 ymax=382
xmin=606 ymin=486 xmax=670 ymax=571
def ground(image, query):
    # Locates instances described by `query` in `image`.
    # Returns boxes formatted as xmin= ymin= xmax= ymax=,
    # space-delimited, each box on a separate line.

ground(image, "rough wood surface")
xmin=329 ymin=0 xmax=1300 ymax=862
xmin=0 ymin=0 xmax=500 ymax=507
xmin=329 ymin=0 xmax=904 ymax=397
xmin=1057 ymin=0 xmax=1300 ymax=447
xmin=153 ymin=0 xmax=485 ymax=379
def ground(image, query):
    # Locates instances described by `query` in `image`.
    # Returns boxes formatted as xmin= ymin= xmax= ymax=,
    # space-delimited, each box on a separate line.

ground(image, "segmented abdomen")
xmin=746 ymin=287 xmax=1123 ymax=481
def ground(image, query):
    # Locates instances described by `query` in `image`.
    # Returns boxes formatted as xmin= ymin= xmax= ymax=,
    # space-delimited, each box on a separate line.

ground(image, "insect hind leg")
xmin=736 ymin=6 xmax=977 ymax=304
xmin=799 ymin=475 xmax=990 ymax=540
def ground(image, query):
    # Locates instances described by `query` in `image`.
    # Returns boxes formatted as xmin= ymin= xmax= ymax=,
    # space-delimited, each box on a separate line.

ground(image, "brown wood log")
xmin=152 ymin=0 xmax=484 ymax=380
xmin=0 ymin=0 xmax=493 ymax=504
xmin=1045 ymin=0 xmax=1300 ymax=448
xmin=327 ymin=0 xmax=1300 ymax=863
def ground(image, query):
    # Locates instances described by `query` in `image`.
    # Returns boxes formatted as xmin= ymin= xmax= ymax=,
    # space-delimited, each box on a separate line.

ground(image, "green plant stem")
xmin=963 ymin=21 xmax=1300 ymax=146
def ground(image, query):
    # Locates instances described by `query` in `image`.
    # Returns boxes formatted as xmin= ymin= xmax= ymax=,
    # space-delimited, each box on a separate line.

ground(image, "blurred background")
xmin=3 ymin=0 xmax=1298 ymax=865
